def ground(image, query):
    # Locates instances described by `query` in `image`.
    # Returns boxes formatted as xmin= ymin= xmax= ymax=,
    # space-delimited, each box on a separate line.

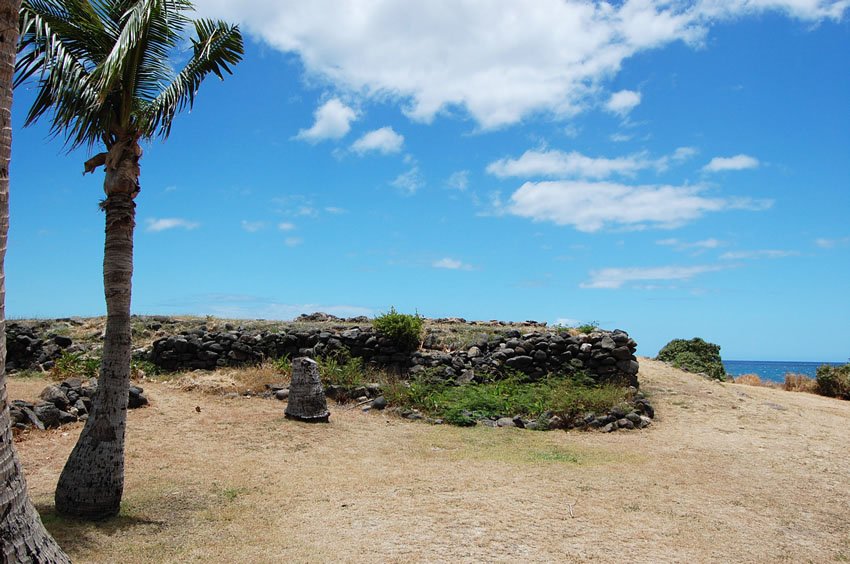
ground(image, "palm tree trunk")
xmin=0 ymin=0 xmax=71 ymax=560
xmin=55 ymin=146 xmax=137 ymax=520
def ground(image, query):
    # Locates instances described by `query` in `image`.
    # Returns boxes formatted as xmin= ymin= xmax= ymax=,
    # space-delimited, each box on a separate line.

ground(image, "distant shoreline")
xmin=724 ymin=359 xmax=846 ymax=383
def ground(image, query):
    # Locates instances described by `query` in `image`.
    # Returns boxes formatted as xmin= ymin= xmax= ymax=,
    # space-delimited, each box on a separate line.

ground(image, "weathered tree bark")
xmin=0 ymin=0 xmax=71 ymax=560
xmin=55 ymin=140 xmax=139 ymax=520
xmin=285 ymin=358 xmax=330 ymax=423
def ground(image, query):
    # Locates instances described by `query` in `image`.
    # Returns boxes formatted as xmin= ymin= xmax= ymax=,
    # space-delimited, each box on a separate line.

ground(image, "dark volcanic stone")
xmin=505 ymin=355 xmax=534 ymax=371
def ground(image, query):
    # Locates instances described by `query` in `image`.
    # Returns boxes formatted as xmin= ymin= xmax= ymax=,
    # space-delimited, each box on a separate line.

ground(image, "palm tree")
xmin=1 ymin=0 xmax=71 ymax=559
xmin=16 ymin=0 xmax=242 ymax=520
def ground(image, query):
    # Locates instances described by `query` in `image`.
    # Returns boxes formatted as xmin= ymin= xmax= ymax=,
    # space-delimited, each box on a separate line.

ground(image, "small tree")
xmin=16 ymin=0 xmax=242 ymax=519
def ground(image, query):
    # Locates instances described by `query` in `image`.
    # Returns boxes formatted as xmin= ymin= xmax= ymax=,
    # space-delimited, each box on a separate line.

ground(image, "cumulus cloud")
xmin=506 ymin=180 xmax=772 ymax=232
xmin=195 ymin=1 xmax=846 ymax=129
xmin=581 ymin=265 xmax=726 ymax=289
xmin=720 ymin=249 xmax=799 ymax=259
xmin=487 ymin=147 xmax=700 ymax=180
xmin=703 ymin=154 xmax=760 ymax=172
xmin=432 ymin=257 xmax=473 ymax=270
xmin=278 ymin=222 xmax=296 ymax=231
xmin=351 ymin=126 xmax=404 ymax=155
xmin=284 ymin=237 xmax=303 ymax=247
xmin=145 ymin=218 xmax=200 ymax=232
xmin=295 ymin=98 xmax=357 ymax=142
xmin=605 ymin=90 xmax=642 ymax=115
xmin=487 ymin=149 xmax=652 ymax=179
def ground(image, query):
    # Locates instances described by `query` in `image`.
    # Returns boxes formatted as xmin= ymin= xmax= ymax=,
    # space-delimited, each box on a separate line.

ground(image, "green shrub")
xmin=318 ymin=351 xmax=365 ymax=387
xmin=272 ymin=354 xmax=292 ymax=377
xmin=815 ymin=364 xmax=850 ymax=400
xmin=52 ymin=351 xmax=100 ymax=380
xmin=373 ymin=307 xmax=424 ymax=351
xmin=657 ymin=337 xmax=726 ymax=381
xmin=576 ymin=321 xmax=599 ymax=334
xmin=131 ymin=359 xmax=160 ymax=378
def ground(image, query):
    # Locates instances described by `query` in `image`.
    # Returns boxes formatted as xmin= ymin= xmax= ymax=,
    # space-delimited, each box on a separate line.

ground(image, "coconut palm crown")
xmin=15 ymin=0 xmax=242 ymax=520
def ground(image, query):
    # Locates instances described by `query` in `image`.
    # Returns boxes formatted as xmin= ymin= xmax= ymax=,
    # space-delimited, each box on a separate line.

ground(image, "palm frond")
xmin=17 ymin=2 xmax=103 ymax=148
xmin=142 ymin=18 xmax=243 ymax=138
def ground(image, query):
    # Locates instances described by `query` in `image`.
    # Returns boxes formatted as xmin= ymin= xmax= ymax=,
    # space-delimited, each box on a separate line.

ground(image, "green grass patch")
xmin=529 ymin=449 xmax=582 ymax=464
xmin=318 ymin=352 xmax=367 ymax=388
xmin=386 ymin=372 xmax=628 ymax=427
xmin=51 ymin=351 xmax=101 ymax=380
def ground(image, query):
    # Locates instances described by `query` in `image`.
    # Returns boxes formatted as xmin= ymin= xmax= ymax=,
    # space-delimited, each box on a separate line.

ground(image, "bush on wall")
xmin=373 ymin=307 xmax=424 ymax=351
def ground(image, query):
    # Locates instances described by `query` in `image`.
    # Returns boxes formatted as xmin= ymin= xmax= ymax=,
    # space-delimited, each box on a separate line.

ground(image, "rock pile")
xmin=6 ymin=321 xmax=81 ymax=371
xmin=149 ymin=326 xmax=639 ymax=386
xmin=9 ymin=378 xmax=148 ymax=432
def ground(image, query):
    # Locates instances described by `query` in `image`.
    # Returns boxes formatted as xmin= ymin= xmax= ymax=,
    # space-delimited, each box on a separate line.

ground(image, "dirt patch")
xmin=11 ymin=358 xmax=850 ymax=563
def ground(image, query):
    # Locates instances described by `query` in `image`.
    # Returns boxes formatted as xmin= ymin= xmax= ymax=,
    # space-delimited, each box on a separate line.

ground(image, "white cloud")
xmin=605 ymin=90 xmax=641 ymax=116
xmin=581 ymin=265 xmax=726 ymax=289
xmin=278 ymin=222 xmax=296 ymax=231
xmin=351 ymin=126 xmax=404 ymax=155
xmin=432 ymin=257 xmax=473 ymax=270
xmin=720 ymin=249 xmax=799 ymax=259
xmin=487 ymin=147 xmax=700 ymax=180
xmin=324 ymin=206 xmax=347 ymax=214
xmin=446 ymin=170 xmax=470 ymax=191
xmin=241 ymin=220 xmax=266 ymax=232
xmin=610 ymin=133 xmax=633 ymax=142
xmin=295 ymin=98 xmax=357 ymax=143
xmin=697 ymin=0 xmax=849 ymax=21
xmin=196 ymin=1 xmax=847 ymax=129
xmin=554 ymin=317 xmax=580 ymax=327
xmin=145 ymin=218 xmax=200 ymax=232
xmin=815 ymin=237 xmax=850 ymax=248
xmin=487 ymin=149 xmax=652 ymax=179
xmin=657 ymin=237 xmax=723 ymax=251
xmin=284 ymin=237 xmax=303 ymax=247
xmin=391 ymin=166 xmax=424 ymax=195
xmin=703 ymin=154 xmax=760 ymax=172
xmin=506 ymin=180 xmax=771 ymax=232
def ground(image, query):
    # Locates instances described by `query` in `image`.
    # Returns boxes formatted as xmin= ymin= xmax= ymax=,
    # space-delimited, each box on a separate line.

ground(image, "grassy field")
xmin=10 ymin=358 xmax=850 ymax=563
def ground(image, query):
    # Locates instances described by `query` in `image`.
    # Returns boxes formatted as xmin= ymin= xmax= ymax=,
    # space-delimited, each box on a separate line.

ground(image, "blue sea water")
xmin=723 ymin=360 xmax=846 ymax=383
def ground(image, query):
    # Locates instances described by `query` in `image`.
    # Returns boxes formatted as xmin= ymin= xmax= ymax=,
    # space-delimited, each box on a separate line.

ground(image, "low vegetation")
xmin=555 ymin=320 xmax=599 ymax=335
xmin=815 ymin=363 xmax=850 ymax=400
xmin=656 ymin=337 xmax=726 ymax=381
xmin=51 ymin=351 xmax=100 ymax=380
xmin=385 ymin=371 xmax=628 ymax=427
xmin=372 ymin=307 xmax=424 ymax=351
xmin=733 ymin=367 xmax=850 ymax=401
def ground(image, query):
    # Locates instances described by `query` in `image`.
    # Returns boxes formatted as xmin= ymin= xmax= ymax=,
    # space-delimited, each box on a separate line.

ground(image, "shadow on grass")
xmin=35 ymin=503 xmax=165 ymax=554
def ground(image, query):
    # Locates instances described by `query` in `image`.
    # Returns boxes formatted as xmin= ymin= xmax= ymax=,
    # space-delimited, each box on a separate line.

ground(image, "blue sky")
xmin=8 ymin=0 xmax=850 ymax=361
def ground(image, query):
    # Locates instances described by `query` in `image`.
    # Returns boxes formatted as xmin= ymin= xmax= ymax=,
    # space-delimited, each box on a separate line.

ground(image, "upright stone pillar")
xmin=285 ymin=357 xmax=330 ymax=423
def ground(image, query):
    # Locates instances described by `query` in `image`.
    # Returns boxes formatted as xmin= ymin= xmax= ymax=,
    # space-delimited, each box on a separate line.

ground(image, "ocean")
xmin=723 ymin=360 xmax=847 ymax=383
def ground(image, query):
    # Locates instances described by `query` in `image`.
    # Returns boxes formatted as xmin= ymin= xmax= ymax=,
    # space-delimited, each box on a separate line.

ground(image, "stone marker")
xmin=285 ymin=357 xmax=330 ymax=423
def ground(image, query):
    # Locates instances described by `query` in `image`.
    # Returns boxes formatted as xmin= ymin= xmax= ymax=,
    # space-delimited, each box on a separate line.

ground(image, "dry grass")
xmin=733 ymin=372 xmax=821 ymax=397
xmin=732 ymin=373 xmax=765 ymax=387
xmin=10 ymin=358 xmax=850 ymax=563
xmin=170 ymin=361 xmax=289 ymax=395
xmin=732 ymin=373 xmax=781 ymax=389
xmin=784 ymin=373 xmax=819 ymax=394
